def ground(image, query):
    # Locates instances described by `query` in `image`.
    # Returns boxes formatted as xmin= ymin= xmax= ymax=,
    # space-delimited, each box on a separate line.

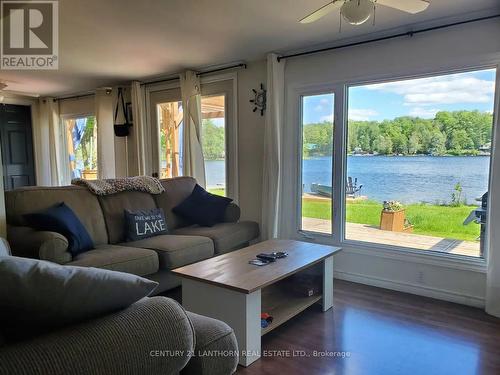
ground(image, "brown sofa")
xmin=5 ymin=176 xmax=260 ymax=293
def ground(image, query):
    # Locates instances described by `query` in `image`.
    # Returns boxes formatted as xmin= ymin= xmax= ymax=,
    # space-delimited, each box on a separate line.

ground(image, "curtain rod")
xmin=141 ymin=63 xmax=247 ymax=86
xmin=57 ymin=92 xmax=95 ymax=101
xmin=277 ymin=13 xmax=500 ymax=62
xmin=57 ymin=63 xmax=247 ymax=100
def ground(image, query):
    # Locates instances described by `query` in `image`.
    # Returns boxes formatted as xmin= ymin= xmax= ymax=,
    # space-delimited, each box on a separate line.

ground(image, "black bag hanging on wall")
xmin=114 ymin=87 xmax=132 ymax=137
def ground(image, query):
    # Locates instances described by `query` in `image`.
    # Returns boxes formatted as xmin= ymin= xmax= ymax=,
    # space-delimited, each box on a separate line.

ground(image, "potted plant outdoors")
xmin=380 ymin=201 xmax=413 ymax=233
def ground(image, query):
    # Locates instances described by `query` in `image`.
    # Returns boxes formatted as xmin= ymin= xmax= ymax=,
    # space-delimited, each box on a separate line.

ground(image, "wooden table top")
xmin=171 ymin=239 xmax=342 ymax=294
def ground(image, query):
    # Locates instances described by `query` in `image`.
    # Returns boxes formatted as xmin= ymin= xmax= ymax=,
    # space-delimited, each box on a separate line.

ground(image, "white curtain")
xmin=261 ymin=53 xmax=286 ymax=240
xmin=95 ymin=88 xmax=116 ymax=179
xmin=130 ymin=81 xmax=148 ymax=176
xmin=180 ymin=70 xmax=206 ymax=187
xmin=485 ymin=71 xmax=500 ymax=316
xmin=37 ymin=98 xmax=63 ymax=185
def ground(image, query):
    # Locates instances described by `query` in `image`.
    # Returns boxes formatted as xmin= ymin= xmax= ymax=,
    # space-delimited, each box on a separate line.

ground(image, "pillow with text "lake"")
xmin=124 ymin=208 xmax=168 ymax=242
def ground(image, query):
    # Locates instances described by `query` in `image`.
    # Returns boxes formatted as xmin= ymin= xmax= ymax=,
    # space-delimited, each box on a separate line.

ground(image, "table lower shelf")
xmin=261 ymin=283 xmax=322 ymax=336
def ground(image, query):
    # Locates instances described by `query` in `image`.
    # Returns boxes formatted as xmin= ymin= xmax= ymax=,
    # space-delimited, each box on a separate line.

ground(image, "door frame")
xmin=0 ymin=96 xmax=38 ymax=185
xmin=145 ymin=72 xmax=239 ymax=202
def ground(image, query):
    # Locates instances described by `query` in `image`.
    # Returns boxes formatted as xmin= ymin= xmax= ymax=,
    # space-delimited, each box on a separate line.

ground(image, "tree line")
xmin=202 ymin=119 xmax=225 ymax=160
xmin=303 ymin=110 xmax=493 ymax=157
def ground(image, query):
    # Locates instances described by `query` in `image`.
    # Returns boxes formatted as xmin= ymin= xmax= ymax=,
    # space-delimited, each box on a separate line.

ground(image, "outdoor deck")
xmin=302 ymin=218 xmax=480 ymax=258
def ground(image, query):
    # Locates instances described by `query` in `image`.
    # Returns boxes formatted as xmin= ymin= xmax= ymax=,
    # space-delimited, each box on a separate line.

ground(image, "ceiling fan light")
xmin=341 ymin=0 xmax=372 ymax=25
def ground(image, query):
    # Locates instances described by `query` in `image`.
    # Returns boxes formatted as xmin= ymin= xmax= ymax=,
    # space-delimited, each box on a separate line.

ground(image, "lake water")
xmin=205 ymin=160 xmax=226 ymax=189
xmin=206 ymin=156 xmax=491 ymax=204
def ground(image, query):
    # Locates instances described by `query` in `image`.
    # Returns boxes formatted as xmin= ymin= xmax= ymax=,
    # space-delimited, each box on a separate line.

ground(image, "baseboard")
xmin=334 ymin=270 xmax=485 ymax=308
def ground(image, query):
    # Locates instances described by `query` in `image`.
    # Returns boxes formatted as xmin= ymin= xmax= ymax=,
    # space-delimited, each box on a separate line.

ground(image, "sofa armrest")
xmin=223 ymin=203 xmax=241 ymax=223
xmin=7 ymin=226 xmax=71 ymax=264
xmin=182 ymin=311 xmax=238 ymax=375
xmin=0 ymin=297 xmax=195 ymax=375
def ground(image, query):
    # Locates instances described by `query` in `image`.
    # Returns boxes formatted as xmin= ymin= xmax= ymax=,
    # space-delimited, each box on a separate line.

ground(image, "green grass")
xmin=302 ymin=199 xmax=480 ymax=242
xmin=208 ymin=188 xmax=226 ymax=197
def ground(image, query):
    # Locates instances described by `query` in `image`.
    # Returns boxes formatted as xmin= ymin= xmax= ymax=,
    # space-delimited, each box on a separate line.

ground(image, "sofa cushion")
xmin=98 ymin=191 xmax=158 ymax=244
xmin=5 ymin=186 xmax=108 ymax=245
xmin=120 ymin=235 xmax=214 ymax=269
xmin=68 ymin=245 xmax=159 ymax=276
xmin=0 ymin=256 xmax=158 ymax=340
xmin=173 ymin=221 xmax=259 ymax=254
xmin=24 ymin=203 xmax=94 ymax=256
xmin=155 ymin=177 xmax=197 ymax=230
xmin=173 ymin=184 xmax=233 ymax=227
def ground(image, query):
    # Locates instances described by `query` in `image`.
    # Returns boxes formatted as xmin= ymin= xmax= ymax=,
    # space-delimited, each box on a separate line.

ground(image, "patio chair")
xmin=346 ymin=177 xmax=363 ymax=198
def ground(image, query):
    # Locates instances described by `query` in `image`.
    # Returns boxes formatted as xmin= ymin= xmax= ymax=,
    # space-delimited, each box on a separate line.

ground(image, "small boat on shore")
xmin=311 ymin=177 xmax=364 ymax=198
xmin=311 ymin=183 xmax=332 ymax=197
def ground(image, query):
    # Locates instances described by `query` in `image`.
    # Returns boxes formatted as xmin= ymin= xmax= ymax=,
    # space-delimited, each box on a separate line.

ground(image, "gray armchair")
xmin=0 ymin=297 xmax=194 ymax=375
xmin=0 ymin=238 xmax=239 ymax=375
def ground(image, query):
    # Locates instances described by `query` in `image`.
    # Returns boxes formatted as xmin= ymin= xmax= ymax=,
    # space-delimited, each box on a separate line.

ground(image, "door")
xmin=148 ymin=79 xmax=237 ymax=199
xmin=0 ymin=104 xmax=35 ymax=190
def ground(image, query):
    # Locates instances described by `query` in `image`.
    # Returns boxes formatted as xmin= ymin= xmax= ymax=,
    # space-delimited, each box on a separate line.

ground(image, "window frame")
xmin=289 ymin=64 xmax=499 ymax=269
xmin=287 ymin=83 xmax=345 ymax=243
xmin=200 ymin=74 xmax=239 ymax=201
xmin=298 ymin=90 xmax=337 ymax=238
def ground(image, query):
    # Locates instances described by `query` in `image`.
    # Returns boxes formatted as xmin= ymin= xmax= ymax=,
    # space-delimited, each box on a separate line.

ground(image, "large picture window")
xmin=344 ymin=68 xmax=496 ymax=258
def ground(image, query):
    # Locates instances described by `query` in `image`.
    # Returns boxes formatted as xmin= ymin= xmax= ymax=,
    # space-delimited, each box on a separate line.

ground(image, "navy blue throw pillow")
xmin=173 ymin=184 xmax=233 ymax=227
xmin=124 ymin=208 xmax=168 ymax=242
xmin=24 ymin=203 xmax=94 ymax=256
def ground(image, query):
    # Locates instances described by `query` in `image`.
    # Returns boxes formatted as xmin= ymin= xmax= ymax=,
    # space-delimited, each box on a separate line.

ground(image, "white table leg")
xmin=182 ymin=279 xmax=261 ymax=367
xmin=322 ymin=255 xmax=334 ymax=311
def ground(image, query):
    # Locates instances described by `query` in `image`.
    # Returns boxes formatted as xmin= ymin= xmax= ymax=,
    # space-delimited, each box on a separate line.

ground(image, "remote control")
xmin=256 ymin=253 xmax=277 ymax=262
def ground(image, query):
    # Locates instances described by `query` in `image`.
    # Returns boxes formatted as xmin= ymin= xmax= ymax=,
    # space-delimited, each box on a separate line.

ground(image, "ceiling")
xmin=1 ymin=0 xmax=499 ymax=97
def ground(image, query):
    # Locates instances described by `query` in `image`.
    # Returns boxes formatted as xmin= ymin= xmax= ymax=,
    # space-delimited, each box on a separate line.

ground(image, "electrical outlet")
xmin=417 ymin=271 xmax=424 ymax=284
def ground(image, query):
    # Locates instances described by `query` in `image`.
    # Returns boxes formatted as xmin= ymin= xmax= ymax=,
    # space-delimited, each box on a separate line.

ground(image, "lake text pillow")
xmin=124 ymin=208 xmax=168 ymax=242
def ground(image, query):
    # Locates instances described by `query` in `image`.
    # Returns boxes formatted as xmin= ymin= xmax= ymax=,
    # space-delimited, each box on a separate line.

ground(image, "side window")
xmin=64 ymin=116 xmax=98 ymax=179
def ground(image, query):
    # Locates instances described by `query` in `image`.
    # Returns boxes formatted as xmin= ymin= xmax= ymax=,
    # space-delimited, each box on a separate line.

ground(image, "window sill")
xmin=295 ymin=231 xmax=486 ymax=273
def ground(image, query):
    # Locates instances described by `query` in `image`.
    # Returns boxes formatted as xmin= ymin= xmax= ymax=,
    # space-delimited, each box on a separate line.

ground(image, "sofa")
xmin=0 ymin=239 xmax=239 ymax=375
xmin=5 ymin=176 xmax=260 ymax=293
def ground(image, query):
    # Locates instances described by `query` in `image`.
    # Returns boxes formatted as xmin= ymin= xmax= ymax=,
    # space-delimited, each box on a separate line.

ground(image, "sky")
xmin=303 ymin=68 xmax=496 ymax=124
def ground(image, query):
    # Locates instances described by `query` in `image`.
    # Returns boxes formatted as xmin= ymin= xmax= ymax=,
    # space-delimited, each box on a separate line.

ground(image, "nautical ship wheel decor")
xmin=250 ymin=83 xmax=266 ymax=116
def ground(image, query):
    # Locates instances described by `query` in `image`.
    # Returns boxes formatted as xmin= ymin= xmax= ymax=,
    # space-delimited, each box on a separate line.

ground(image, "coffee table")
xmin=172 ymin=239 xmax=342 ymax=367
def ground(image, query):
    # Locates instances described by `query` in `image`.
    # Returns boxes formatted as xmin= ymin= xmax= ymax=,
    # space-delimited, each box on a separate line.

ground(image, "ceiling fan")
xmin=300 ymin=0 xmax=430 ymax=26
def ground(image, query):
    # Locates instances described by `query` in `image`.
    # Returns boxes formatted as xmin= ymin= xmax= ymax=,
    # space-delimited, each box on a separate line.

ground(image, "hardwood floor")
xmin=168 ymin=280 xmax=500 ymax=374
xmin=237 ymin=280 xmax=500 ymax=375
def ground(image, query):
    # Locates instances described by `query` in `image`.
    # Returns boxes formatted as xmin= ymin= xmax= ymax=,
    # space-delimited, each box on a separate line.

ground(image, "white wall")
xmin=237 ymin=61 xmax=267 ymax=223
xmin=281 ymin=19 xmax=500 ymax=307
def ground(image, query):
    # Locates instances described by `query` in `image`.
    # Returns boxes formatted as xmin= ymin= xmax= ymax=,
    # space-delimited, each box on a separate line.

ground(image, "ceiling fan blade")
xmin=376 ymin=0 xmax=430 ymax=14
xmin=299 ymin=1 xmax=343 ymax=24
